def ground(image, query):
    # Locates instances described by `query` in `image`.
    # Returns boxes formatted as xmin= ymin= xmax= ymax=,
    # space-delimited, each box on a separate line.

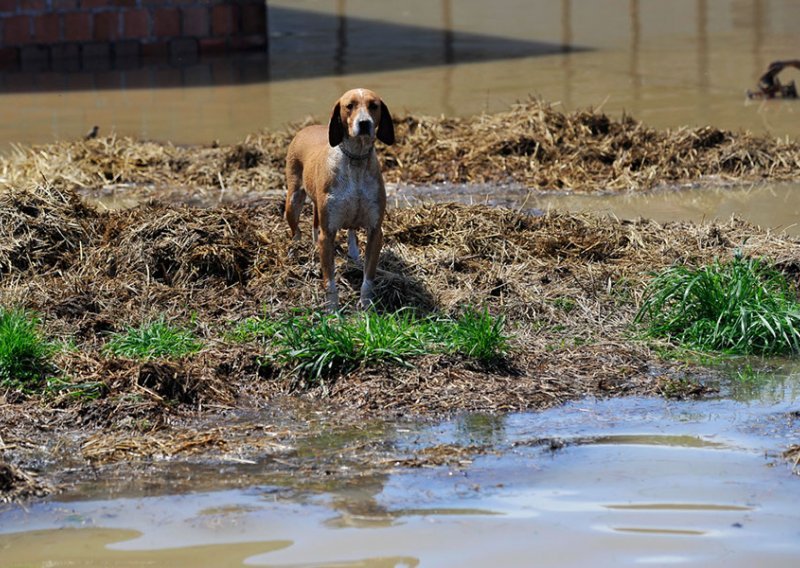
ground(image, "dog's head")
xmin=328 ymin=88 xmax=395 ymax=147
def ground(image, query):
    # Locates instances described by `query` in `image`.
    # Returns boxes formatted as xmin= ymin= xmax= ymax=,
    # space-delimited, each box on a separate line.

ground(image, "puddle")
xmin=2 ymin=369 xmax=800 ymax=566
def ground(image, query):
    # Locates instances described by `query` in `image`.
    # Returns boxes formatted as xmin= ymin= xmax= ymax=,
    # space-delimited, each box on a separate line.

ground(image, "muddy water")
xmin=390 ymin=180 xmax=800 ymax=235
xmin=1 ymin=0 xmax=799 ymax=147
xmin=2 ymin=368 xmax=800 ymax=566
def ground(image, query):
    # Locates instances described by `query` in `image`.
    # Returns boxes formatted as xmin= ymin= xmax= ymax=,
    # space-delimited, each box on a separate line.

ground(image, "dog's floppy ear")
xmin=377 ymin=101 xmax=395 ymax=145
xmin=328 ymin=102 xmax=345 ymax=147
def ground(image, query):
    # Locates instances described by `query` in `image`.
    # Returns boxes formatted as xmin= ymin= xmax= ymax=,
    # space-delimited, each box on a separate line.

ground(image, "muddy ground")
xmin=2 ymin=101 xmax=800 ymax=502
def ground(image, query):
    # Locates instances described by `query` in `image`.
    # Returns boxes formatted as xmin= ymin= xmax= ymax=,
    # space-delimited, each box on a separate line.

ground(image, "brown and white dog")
xmin=285 ymin=88 xmax=395 ymax=311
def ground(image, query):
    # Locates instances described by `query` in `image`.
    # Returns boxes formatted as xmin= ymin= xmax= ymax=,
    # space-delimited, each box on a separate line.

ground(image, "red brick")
xmin=0 ymin=0 xmax=16 ymax=13
xmin=0 ymin=46 xmax=18 ymax=67
xmin=19 ymin=0 xmax=46 ymax=11
xmin=230 ymin=33 xmax=266 ymax=50
xmin=153 ymin=7 xmax=180 ymax=37
xmin=182 ymin=6 xmax=208 ymax=37
xmin=169 ymin=36 xmax=196 ymax=61
xmin=241 ymin=2 xmax=266 ymax=35
xmin=81 ymin=0 xmax=114 ymax=8
xmin=51 ymin=42 xmax=79 ymax=60
xmin=113 ymin=39 xmax=139 ymax=59
xmin=52 ymin=0 xmax=79 ymax=10
xmin=211 ymin=3 xmax=239 ymax=36
xmin=82 ymin=42 xmax=111 ymax=71
xmin=51 ymin=43 xmax=80 ymax=71
xmin=4 ymin=16 xmax=33 ymax=45
xmin=199 ymin=36 xmax=227 ymax=54
xmin=93 ymin=11 xmax=119 ymax=41
xmin=123 ymin=8 xmax=149 ymax=38
xmin=20 ymin=44 xmax=48 ymax=71
xmin=63 ymin=12 xmax=92 ymax=41
xmin=34 ymin=13 xmax=60 ymax=42
xmin=140 ymin=39 xmax=168 ymax=58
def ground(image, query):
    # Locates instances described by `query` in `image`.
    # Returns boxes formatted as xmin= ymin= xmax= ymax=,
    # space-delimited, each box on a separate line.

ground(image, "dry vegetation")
xmin=2 ymin=99 xmax=800 ymax=500
xmin=2 ymin=98 xmax=799 ymax=194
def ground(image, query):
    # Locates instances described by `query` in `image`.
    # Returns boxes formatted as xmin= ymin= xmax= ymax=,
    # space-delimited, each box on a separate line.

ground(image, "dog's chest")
xmin=326 ymin=155 xmax=382 ymax=230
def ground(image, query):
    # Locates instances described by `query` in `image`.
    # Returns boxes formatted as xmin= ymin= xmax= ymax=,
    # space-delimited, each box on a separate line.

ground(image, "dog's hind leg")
xmin=347 ymin=229 xmax=361 ymax=263
xmin=284 ymin=160 xmax=305 ymax=241
xmin=312 ymin=205 xmax=320 ymax=245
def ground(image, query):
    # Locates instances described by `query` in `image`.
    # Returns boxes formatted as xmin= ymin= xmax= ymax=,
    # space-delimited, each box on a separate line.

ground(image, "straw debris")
xmin=0 ymin=459 xmax=51 ymax=502
xmin=1 ymin=100 xmax=798 ymax=195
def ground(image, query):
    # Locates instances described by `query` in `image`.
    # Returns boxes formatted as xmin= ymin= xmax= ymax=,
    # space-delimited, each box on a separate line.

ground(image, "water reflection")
xmin=268 ymin=5 xmax=579 ymax=82
xmin=391 ymin=181 xmax=800 ymax=236
xmin=455 ymin=413 xmax=507 ymax=446
xmin=0 ymin=1 xmax=799 ymax=146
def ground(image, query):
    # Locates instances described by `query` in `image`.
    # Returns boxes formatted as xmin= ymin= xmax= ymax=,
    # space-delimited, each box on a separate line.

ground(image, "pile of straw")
xmin=1 ymin=100 xmax=798 ymax=194
xmin=1 ymin=184 xmax=797 ymax=417
xmin=0 ymin=459 xmax=51 ymax=502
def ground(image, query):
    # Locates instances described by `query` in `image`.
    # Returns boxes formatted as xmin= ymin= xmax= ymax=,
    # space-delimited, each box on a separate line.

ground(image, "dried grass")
xmin=1 ymin=100 xmax=798 ymax=194
xmin=0 ymin=459 xmax=51 ymax=502
xmin=785 ymin=444 xmax=800 ymax=475
xmin=1 ymin=184 xmax=796 ymax=420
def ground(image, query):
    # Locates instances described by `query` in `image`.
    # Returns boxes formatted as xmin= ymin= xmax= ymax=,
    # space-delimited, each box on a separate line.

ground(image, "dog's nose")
xmin=357 ymin=120 xmax=373 ymax=136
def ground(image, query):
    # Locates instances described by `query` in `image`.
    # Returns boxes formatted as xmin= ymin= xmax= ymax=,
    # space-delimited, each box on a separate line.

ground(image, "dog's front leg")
xmin=359 ymin=226 xmax=382 ymax=310
xmin=318 ymin=228 xmax=339 ymax=312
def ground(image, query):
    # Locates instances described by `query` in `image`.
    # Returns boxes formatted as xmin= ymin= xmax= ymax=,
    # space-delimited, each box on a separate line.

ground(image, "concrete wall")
xmin=0 ymin=0 xmax=267 ymax=71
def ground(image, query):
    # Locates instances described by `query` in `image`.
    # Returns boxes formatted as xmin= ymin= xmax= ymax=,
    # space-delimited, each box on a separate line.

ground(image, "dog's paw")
xmin=358 ymin=280 xmax=376 ymax=310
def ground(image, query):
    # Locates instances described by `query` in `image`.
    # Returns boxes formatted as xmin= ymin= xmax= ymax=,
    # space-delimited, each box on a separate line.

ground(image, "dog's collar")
xmin=339 ymin=145 xmax=372 ymax=161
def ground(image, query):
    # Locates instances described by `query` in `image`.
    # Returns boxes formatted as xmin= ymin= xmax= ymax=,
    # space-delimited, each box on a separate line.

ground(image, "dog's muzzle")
xmin=355 ymin=119 xmax=374 ymax=137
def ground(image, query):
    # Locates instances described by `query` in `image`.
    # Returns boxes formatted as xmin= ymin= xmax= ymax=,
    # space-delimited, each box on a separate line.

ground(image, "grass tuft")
xmin=106 ymin=319 xmax=203 ymax=360
xmin=0 ymin=308 xmax=54 ymax=391
xmin=434 ymin=307 xmax=509 ymax=362
xmin=228 ymin=314 xmax=281 ymax=343
xmin=635 ymin=253 xmax=800 ymax=355
xmin=257 ymin=308 xmax=508 ymax=384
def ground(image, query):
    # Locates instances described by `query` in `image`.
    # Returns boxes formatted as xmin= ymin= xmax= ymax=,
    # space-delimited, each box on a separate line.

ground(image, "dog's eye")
xmin=368 ymin=102 xmax=378 ymax=110
xmin=346 ymin=102 xmax=355 ymax=111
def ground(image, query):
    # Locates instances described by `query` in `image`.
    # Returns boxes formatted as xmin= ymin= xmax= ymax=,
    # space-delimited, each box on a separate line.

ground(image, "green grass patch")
xmin=0 ymin=308 xmax=54 ymax=391
xmin=432 ymin=307 xmax=509 ymax=362
xmin=228 ymin=314 xmax=282 ymax=343
xmin=635 ymin=253 xmax=800 ymax=355
xmin=252 ymin=308 xmax=508 ymax=383
xmin=105 ymin=319 xmax=203 ymax=360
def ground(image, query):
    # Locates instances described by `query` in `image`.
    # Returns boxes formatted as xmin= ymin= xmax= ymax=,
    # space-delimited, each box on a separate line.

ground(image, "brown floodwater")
xmin=2 ymin=367 xmax=800 ymax=566
xmin=2 ymin=0 xmax=800 ymax=147
xmin=390 ymin=180 xmax=800 ymax=235
xmin=7 ymin=0 xmax=800 ymax=233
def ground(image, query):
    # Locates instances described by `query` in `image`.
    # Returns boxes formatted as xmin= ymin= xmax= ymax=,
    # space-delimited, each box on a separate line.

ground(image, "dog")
xmin=285 ymin=88 xmax=395 ymax=311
